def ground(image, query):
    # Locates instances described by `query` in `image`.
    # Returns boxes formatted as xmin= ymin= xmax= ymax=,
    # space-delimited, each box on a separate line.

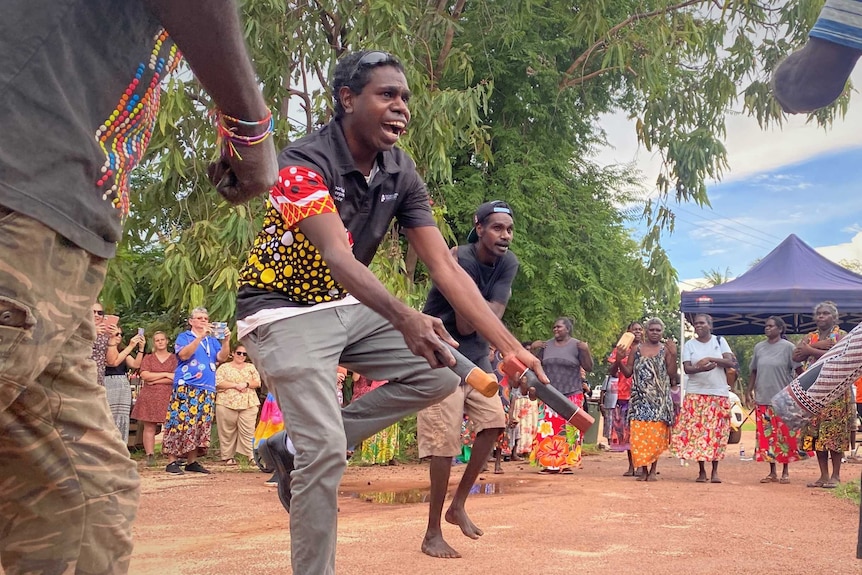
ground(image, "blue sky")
xmin=664 ymin=145 xmax=862 ymax=284
xmin=595 ymin=67 xmax=862 ymax=288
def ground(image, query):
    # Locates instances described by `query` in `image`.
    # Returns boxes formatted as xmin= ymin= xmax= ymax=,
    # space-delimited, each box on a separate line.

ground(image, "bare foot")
xmin=445 ymin=506 xmax=484 ymax=539
xmin=421 ymin=532 xmax=461 ymax=558
xmin=647 ymin=472 xmax=658 ymax=482
xmin=710 ymin=475 xmax=722 ymax=484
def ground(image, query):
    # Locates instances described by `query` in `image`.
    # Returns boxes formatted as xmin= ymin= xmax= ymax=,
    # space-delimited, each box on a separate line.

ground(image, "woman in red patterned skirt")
xmin=749 ymin=316 xmax=810 ymax=484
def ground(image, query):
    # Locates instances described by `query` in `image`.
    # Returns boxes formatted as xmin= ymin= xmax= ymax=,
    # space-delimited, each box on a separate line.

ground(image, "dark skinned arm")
xmin=619 ymin=346 xmax=636 ymax=378
xmin=141 ymin=0 xmax=277 ymax=202
xmin=577 ymin=340 xmax=594 ymax=373
xmin=665 ymin=341 xmax=679 ymax=386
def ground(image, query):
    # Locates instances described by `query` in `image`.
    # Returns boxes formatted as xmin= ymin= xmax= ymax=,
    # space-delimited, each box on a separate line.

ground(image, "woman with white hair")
xmin=793 ymin=301 xmax=852 ymax=488
xmin=162 ymin=307 xmax=231 ymax=475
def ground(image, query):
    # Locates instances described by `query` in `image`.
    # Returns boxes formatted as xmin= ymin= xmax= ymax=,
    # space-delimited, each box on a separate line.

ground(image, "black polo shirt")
xmin=236 ymin=119 xmax=436 ymax=318
xmin=423 ymin=243 xmax=518 ymax=367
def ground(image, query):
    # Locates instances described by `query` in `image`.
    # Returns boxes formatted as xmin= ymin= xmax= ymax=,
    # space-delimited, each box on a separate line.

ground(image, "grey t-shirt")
xmin=542 ymin=338 xmax=583 ymax=396
xmin=749 ymin=339 xmax=799 ymax=405
xmin=0 ymin=1 xmax=175 ymax=258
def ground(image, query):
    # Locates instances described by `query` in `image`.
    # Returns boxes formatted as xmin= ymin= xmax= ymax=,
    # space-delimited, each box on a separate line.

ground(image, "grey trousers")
xmin=241 ymin=303 xmax=459 ymax=575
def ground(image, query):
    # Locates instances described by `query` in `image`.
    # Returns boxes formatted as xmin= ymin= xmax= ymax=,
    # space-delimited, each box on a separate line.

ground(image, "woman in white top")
xmin=671 ymin=313 xmax=735 ymax=483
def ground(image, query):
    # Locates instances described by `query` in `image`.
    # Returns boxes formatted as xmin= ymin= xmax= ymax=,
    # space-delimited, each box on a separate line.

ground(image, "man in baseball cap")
xmin=466 ymin=200 xmax=514 ymax=243
xmin=418 ymin=198 xmax=518 ymax=558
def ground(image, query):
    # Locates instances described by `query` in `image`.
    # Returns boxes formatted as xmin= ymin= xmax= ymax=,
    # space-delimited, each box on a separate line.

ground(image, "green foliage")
xmin=833 ymin=479 xmax=861 ymax=506
xmin=102 ymin=0 xmax=852 ymax=362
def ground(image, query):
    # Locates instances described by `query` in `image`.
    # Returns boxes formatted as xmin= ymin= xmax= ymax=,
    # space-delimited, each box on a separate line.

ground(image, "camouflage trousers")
xmin=0 ymin=207 xmax=140 ymax=575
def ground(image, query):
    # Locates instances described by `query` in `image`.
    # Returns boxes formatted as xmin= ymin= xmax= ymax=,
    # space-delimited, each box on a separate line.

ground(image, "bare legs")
xmin=696 ymin=461 xmax=721 ymax=483
xmin=422 ymin=427 xmax=501 ymax=558
xmin=762 ymin=462 xmax=790 ymax=483
xmin=635 ymin=462 xmax=657 ymax=481
xmin=142 ymin=422 xmax=157 ymax=456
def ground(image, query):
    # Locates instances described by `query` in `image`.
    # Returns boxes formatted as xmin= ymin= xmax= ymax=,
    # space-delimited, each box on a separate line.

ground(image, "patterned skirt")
xmin=105 ymin=374 xmax=131 ymax=443
xmin=513 ymin=396 xmax=539 ymax=455
xmin=530 ymin=392 xmax=583 ymax=470
xmin=803 ymin=392 xmax=853 ymax=452
xmin=608 ymin=399 xmax=631 ymax=452
xmin=356 ymin=423 xmax=399 ymax=465
xmin=630 ymin=420 xmax=670 ymax=467
xmin=755 ymin=404 xmax=812 ymax=464
xmin=670 ymin=393 xmax=731 ymax=461
xmin=162 ymin=383 xmax=215 ymax=457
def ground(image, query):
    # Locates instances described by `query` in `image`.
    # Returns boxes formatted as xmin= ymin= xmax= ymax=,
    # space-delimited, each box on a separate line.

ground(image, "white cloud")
xmin=816 ymin=232 xmax=862 ymax=264
xmin=595 ymin=68 xmax=862 ymax=191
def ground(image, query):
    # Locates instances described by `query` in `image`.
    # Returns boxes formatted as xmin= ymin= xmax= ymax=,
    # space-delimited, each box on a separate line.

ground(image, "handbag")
xmin=716 ymin=336 xmax=739 ymax=387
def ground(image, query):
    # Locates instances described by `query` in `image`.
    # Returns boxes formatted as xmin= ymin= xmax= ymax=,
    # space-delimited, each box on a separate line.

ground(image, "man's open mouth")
xmin=383 ymin=121 xmax=406 ymax=136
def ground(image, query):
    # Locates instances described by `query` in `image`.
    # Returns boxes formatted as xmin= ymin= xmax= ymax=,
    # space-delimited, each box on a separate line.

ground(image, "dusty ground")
xmin=130 ymin=430 xmax=862 ymax=575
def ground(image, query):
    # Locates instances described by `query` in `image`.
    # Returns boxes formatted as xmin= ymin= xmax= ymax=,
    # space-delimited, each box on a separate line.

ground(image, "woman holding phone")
xmin=105 ymin=323 xmax=145 ymax=443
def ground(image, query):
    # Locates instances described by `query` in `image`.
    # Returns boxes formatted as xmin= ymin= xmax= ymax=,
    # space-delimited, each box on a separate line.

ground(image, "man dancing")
xmin=418 ymin=200 xmax=518 ymax=558
xmin=240 ymin=51 xmax=543 ymax=574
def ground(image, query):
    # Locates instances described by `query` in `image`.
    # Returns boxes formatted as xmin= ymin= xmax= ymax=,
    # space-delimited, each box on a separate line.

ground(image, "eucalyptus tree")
xmin=107 ymin=0 xmax=848 ymax=352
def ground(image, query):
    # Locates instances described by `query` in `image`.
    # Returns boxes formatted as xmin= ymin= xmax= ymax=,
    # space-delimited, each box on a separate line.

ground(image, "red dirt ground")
xmin=129 ymin=430 xmax=862 ymax=575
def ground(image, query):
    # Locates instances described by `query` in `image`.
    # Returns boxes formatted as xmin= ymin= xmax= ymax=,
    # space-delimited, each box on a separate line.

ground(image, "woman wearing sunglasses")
xmin=215 ymin=345 xmax=261 ymax=465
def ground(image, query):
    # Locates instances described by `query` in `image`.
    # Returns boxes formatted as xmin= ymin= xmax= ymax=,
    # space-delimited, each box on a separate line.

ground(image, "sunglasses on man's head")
xmin=347 ymin=51 xmax=394 ymax=82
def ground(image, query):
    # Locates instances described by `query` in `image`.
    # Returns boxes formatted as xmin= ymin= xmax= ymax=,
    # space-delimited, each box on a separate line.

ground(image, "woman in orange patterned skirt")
xmin=620 ymin=318 xmax=679 ymax=482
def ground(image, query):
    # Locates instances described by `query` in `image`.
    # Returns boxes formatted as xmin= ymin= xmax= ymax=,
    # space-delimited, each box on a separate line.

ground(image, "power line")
xmin=668 ymin=208 xmax=780 ymax=252
xmin=673 ymin=203 xmax=785 ymax=245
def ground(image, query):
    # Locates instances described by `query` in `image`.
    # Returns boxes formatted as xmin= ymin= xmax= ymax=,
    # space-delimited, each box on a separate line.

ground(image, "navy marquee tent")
xmin=680 ymin=234 xmax=862 ymax=335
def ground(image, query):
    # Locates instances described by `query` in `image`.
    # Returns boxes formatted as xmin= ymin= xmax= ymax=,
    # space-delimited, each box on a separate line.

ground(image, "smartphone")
xmin=104 ymin=314 xmax=119 ymax=327
xmin=137 ymin=327 xmax=145 ymax=337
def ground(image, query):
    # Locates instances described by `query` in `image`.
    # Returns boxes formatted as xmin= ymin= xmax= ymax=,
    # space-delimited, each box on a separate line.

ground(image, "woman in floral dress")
xmin=620 ymin=318 xmax=678 ymax=482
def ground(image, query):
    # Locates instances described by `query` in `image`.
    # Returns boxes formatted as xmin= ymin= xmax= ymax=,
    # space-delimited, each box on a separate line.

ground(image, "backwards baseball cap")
xmin=467 ymin=200 xmax=514 ymax=243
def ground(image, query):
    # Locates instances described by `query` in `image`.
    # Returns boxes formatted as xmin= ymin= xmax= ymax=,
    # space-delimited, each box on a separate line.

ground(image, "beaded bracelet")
xmin=214 ymin=110 xmax=274 ymax=160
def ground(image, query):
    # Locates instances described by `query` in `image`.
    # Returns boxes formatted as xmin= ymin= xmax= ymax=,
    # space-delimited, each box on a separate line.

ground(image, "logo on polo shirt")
xmin=381 ymin=193 xmax=398 ymax=202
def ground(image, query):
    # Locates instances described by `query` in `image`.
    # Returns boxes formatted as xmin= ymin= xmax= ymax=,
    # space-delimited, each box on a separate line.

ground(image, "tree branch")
xmin=560 ymin=0 xmax=707 ymax=89
xmin=433 ymin=0 xmax=467 ymax=85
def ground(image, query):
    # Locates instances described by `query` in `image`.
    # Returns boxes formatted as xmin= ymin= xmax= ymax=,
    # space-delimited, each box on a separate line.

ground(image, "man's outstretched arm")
xmin=142 ymin=0 xmax=277 ymax=201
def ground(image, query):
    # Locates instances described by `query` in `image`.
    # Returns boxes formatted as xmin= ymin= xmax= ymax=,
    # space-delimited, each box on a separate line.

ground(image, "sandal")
xmin=779 ymin=477 xmax=791 ymax=484
xmin=822 ymin=480 xmax=839 ymax=489
xmin=806 ymin=480 xmax=825 ymax=488
xmin=760 ymin=475 xmax=778 ymax=483
xmin=222 ymin=458 xmax=237 ymax=466
xmin=695 ymin=476 xmax=708 ymax=483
